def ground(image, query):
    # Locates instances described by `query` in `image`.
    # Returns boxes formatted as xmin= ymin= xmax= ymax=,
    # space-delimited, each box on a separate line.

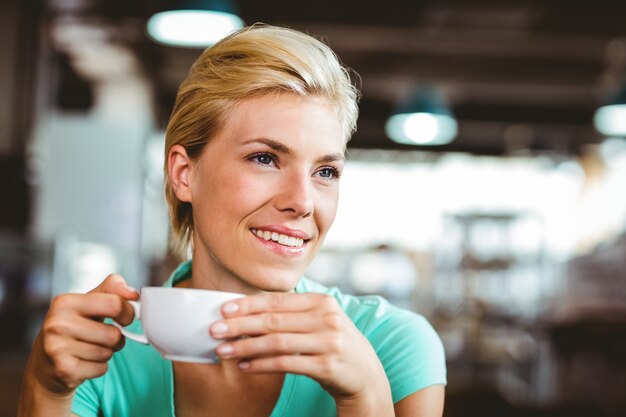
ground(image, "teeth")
xmin=252 ymin=229 xmax=305 ymax=248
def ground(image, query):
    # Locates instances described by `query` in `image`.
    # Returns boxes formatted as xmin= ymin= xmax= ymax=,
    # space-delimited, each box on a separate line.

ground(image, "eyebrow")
xmin=243 ymin=137 xmax=346 ymax=164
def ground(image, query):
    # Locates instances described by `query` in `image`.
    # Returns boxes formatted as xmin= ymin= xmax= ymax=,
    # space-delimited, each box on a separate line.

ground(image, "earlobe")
xmin=168 ymin=144 xmax=193 ymax=203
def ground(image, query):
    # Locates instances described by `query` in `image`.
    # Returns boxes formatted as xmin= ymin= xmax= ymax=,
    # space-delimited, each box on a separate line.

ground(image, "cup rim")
xmin=140 ymin=286 xmax=244 ymax=298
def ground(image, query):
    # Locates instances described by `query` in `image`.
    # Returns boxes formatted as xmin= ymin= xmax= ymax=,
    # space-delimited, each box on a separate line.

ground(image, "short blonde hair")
xmin=164 ymin=23 xmax=360 ymax=259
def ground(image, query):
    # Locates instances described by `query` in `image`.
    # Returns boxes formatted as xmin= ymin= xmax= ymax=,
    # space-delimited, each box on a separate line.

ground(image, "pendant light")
xmin=594 ymin=83 xmax=626 ymax=137
xmin=147 ymin=0 xmax=244 ymax=48
xmin=385 ymin=84 xmax=458 ymax=146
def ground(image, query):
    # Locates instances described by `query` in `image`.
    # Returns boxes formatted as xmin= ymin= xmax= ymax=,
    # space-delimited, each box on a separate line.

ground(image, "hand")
xmin=210 ymin=293 xmax=393 ymax=408
xmin=29 ymin=274 xmax=139 ymax=396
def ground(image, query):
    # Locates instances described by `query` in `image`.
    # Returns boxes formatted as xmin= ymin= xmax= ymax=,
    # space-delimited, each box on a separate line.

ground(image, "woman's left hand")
xmin=210 ymin=292 xmax=394 ymax=412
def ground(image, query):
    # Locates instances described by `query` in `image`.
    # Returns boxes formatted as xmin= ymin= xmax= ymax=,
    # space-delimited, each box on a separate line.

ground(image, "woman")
xmin=18 ymin=24 xmax=446 ymax=416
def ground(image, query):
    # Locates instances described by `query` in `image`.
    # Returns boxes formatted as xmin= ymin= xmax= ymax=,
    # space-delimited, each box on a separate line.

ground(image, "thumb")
xmin=89 ymin=273 xmax=139 ymax=300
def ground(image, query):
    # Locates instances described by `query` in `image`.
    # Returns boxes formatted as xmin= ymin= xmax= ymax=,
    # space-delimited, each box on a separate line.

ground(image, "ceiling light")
xmin=385 ymin=85 xmax=458 ymax=146
xmin=594 ymin=83 xmax=626 ymax=137
xmin=146 ymin=0 xmax=244 ymax=48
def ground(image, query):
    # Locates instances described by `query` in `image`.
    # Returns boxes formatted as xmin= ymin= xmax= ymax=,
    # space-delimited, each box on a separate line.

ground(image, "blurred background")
xmin=2 ymin=0 xmax=626 ymax=415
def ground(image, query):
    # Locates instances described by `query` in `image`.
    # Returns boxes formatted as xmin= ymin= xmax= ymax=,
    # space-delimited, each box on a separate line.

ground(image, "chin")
xmin=246 ymin=268 xmax=303 ymax=293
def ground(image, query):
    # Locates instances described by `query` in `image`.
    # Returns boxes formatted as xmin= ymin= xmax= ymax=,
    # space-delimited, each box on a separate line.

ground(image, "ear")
xmin=168 ymin=144 xmax=193 ymax=203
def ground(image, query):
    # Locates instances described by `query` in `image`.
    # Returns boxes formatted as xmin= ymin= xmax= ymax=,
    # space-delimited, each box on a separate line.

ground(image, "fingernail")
xmin=238 ymin=360 xmax=250 ymax=370
xmin=212 ymin=322 xmax=228 ymax=335
xmin=217 ymin=344 xmax=233 ymax=356
xmin=223 ymin=302 xmax=239 ymax=314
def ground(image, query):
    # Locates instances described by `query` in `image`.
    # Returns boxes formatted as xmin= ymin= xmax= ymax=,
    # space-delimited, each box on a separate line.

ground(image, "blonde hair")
xmin=164 ymin=23 xmax=360 ymax=259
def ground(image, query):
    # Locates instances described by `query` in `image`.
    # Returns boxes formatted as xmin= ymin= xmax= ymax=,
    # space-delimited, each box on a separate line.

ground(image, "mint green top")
xmin=72 ymin=261 xmax=446 ymax=417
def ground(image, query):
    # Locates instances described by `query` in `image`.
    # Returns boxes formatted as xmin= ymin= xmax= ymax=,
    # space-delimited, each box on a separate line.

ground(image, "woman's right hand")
xmin=27 ymin=274 xmax=139 ymax=396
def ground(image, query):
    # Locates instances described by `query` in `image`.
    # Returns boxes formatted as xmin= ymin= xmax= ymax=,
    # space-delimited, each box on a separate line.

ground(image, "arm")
xmin=17 ymin=275 xmax=138 ymax=417
xmin=394 ymin=385 xmax=445 ymax=417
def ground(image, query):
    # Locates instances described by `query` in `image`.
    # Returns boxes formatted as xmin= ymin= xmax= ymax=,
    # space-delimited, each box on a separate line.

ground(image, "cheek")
xmin=211 ymin=171 xmax=267 ymax=212
xmin=316 ymin=189 xmax=339 ymax=232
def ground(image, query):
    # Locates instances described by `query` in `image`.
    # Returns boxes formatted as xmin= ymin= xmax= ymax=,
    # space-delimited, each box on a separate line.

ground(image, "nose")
xmin=274 ymin=171 xmax=314 ymax=218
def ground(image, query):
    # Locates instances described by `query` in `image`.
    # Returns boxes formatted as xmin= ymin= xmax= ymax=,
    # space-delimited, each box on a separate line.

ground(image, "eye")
xmin=317 ymin=166 xmax=341 ymax=180
xmin=248 ymin=152 xmax=277 ymax=167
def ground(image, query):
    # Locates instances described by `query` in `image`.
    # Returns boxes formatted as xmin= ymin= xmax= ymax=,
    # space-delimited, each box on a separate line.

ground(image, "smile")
xmin=250 ymin=228 xmax=305 ymax=248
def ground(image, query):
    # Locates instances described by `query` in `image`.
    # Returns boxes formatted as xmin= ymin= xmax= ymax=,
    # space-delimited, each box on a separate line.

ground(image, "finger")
xmin=222 ymin=293 xmax=337 ymax=317
xmin=71 ymin=340 xmax=115 ymax=362
xmin=45 ymin=356 xmax=110 ymax=390
xmin=211 ymin=311 xmax=324 ymax=339
xmin=216 ymin=333 xmax=330 ymax=359
xmin=79 ymin=293 xmax=137 ymax=326
xmin=76 ymin=361 xmax=110 ymax=381
xmin=89 ymin=274 xmax=139 ymax=300
xmin=45 ymin=315 xmax=124 ymax=348
xmin=52 ymin=292 xmax=136 ymax=326
xmin=74 ymin=320 xmax=125 ymax=349
xmin=237 ymin=354 xmax=336 ymax=380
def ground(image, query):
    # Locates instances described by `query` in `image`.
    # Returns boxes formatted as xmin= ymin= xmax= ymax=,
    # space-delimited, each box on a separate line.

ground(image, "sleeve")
xmin=71 ymin=378 xmax=102 ymax=417
xmin=366 ymin=310 xmax=447 ymax=403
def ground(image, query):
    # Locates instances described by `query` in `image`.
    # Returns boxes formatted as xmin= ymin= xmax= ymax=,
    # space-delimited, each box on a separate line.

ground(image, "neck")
xmin=178 ymin=248 xmax=265 ymax=295
xmin=173 ymin=358 xmax=285 ymax=416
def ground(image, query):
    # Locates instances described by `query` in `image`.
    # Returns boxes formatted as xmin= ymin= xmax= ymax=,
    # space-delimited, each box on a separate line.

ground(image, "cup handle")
xmin=112 ymin=300 xmax=149 ymax=345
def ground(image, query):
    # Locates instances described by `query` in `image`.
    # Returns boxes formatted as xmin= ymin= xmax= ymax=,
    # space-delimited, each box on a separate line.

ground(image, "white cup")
xmin=114 ymin=287 xmax=244 ymax=363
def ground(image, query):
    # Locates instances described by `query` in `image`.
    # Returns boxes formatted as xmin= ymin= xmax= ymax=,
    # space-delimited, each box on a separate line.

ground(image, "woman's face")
xmin=173 ymin=94 xmax=345 ymax=293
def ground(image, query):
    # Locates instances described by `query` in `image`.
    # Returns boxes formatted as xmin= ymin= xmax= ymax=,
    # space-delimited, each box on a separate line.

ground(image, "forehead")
xmin=215 ymin=94 xmax=346 ymax=152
